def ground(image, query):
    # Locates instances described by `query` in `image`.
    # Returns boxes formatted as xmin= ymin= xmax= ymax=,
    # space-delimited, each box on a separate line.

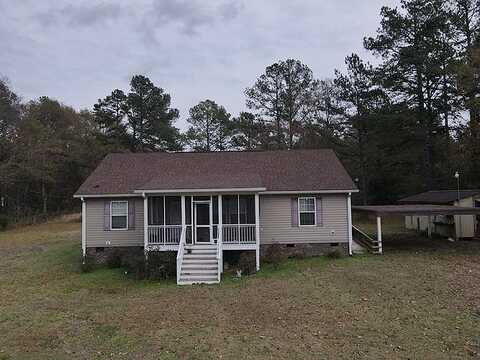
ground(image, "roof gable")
xmin=75 ymin=149 xmax=357 ymax=196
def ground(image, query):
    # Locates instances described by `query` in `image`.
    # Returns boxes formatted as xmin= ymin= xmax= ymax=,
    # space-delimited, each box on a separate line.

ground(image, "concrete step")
xmin=178 ymin=280 xmax=219 ymax=285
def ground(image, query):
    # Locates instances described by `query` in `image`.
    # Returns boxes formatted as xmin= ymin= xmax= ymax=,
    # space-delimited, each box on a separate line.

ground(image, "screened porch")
xmin=144 ymin=194 xmax=259 ymax=249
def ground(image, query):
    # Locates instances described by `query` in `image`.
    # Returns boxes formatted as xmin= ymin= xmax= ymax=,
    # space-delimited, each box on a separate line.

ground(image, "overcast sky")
xmin=1 ymin=0 xmax=400 ymax=129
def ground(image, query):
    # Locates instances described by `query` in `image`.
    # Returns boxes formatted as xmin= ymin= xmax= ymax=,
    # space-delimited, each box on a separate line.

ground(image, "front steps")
xmin=178 ymin=244 xmax=219 ymax=285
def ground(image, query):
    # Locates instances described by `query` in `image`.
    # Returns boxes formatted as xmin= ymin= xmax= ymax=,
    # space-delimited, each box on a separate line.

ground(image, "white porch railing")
xmin=176 ymin=226 xmax=186 ymax=284
xmin=222 ymin=224 xmax=256 ymax=244
xmin=148 ymin=225 xmax=182 ymax=245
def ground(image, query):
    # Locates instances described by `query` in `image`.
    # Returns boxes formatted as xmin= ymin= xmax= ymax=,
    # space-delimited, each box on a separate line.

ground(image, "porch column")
xmin=255 ymin=193 xmax=260 ymax=271
xmin=218 ymin=195 xmax=223 ymax=273
xmin=143 ymin=194 xmax=148 ymax=257
xmin=376 ymin=216 xmax=383 ymax=254
xmin=81 ymin=197 xmax=86 ymax=262
xmin=181 ymin=195 xmax=186 ymax=233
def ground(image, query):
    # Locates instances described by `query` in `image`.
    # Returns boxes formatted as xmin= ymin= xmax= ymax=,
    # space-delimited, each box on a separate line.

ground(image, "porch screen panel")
xmin=239 ymin=195 xmax=255 ymax=224
xmin=148 ymin=197 xmax=164 ymax=225
xmin=222 ymin=195 xmax=238 ymax=224
xmin=212 ymin=196 xmax=218 ymax=239
xmin=165 ymin=196 xmax=181 ymax=225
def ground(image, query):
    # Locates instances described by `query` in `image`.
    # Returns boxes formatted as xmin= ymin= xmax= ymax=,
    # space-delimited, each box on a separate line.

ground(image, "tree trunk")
xmin=41 ymin=182 xmax=47 ymax=215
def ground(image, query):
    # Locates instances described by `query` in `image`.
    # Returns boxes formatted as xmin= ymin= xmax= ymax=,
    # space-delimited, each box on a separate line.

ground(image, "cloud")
xmin=148 ymin=0 xmax=244 ymax=36
xmin=37 ymin=3 xmax=123 ymax=27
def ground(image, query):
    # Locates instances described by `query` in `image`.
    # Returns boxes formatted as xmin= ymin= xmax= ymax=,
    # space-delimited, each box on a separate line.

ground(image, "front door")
xmin=194 ymin=202 xmax=211 ymax=244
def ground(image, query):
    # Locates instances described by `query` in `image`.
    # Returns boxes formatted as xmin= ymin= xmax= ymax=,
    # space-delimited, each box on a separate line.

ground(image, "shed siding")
xmin=260 ymin=194 xmax=348 ymax=244
xmin=85 ymin=198 xmax=144 ymax=247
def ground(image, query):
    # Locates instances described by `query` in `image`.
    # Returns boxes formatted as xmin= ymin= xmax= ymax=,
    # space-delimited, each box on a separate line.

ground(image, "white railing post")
xmin=218 ymin=195 xmax=223 ymax=274
xmin=377 ymin=216 xmax=383 ymax=254
xmin=255 ymin=193 xmax=260 ymax=271
xmin=143 ymin=194 xmax=148 ymax=257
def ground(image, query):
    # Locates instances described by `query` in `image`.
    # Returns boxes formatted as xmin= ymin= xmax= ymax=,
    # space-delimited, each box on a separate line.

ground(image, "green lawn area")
xmin=0 ymin=217 xmax=479 ymax=359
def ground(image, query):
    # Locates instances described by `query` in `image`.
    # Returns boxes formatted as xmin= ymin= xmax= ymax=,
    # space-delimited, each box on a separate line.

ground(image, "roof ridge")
xmin=107 ymin=148 xmax=334 ymax=156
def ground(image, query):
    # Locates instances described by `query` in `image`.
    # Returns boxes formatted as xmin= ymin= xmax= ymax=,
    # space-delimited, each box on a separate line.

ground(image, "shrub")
xmin=123 ymin=252 xmax=176 ymax=280
xmin=262 ymin=245 xmax=285 ymax=269
xmin=0 ymin=214 xmax=9 ymax=231
xmin=105 ymin=250 xmax=123 ymax=269
xmin=237 ymin=252 xmax=256 ymax=276
xmin=326 ymin=250 xmax=343 ymax=259
xmin=123 ymin=254 xmax=147 ymax=280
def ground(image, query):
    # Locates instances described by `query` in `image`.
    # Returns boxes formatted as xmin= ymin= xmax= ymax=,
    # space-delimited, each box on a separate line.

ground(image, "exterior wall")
xmin=85 ymin=198 xmax=144 ymax=248
xmin=259 ymin=194 xmax=349 ymax=245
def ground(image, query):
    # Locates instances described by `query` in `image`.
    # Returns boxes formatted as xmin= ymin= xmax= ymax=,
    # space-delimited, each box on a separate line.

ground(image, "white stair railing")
xmin=176 ymin=226 xmax=186 ymax=284
xmin=217 ymin=226 xmax=223 ymax=282
xmin=352 ymin=225 xmax=381 ymax=254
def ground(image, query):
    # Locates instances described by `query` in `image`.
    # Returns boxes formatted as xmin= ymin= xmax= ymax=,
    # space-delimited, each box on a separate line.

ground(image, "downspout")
xmin=347 ymin=192 xmax=352 ymax=256
xmin=81 ymin=197 xmax=86 ymax=263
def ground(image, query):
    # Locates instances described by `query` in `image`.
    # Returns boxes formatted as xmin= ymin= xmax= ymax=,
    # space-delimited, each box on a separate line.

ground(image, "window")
xmin=111 ymin=201 xmax=128 ymax=230
xmin=298 ymin=197 xmax=316 ymax=226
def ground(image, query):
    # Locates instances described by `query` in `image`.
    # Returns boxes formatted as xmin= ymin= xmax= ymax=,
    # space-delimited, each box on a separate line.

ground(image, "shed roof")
xmin=75 ymin=149 xmax=357 ymax=196
xmin=353 ymin=205 xmax=480 ymax=216
xmin=398 ymin=190 xmax=480 ymax=205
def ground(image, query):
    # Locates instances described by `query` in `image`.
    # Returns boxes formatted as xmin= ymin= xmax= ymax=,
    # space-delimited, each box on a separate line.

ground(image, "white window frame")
xmin=298 ymin=197 xmax=316 ymax=227
xmin=110 ymin=200 xmax=128 ymax=231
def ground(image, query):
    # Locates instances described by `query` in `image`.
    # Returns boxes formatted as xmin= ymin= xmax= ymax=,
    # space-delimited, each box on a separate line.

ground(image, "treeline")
xmin=1 ymin=0 xmax=480 ymax=222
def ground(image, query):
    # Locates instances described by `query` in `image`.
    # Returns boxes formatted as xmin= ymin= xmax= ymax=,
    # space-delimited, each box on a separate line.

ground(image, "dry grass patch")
xmin=0 ymin=219 xmax=479 ymax=359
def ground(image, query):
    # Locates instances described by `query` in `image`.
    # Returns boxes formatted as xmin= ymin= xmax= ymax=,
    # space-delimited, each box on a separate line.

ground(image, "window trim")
xmin=298 ymin=197 xmax=316 ymax=227
xmin=110 ymin=200 xmax=128 ymax=231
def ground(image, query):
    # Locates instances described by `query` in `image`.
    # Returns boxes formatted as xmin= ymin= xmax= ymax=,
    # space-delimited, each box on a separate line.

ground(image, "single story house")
xmin=74 ymin=149 xmax=358 ymax=284
xmin=400 ymin=190 xmax=480 ymax=239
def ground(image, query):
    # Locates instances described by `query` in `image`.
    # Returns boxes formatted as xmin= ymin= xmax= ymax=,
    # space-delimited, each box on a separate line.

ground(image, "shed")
xmin=399 ymin=190 xmax=480 ymax=239
xmin=352 ymin=205 xmax=480 ymax=254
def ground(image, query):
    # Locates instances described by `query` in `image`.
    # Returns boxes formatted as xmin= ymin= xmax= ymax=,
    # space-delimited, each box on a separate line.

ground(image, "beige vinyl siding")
xmin=85 ymin=198 xmax=144 ymax=247
xmin=260 ymin=194 xmax=348 ymax=244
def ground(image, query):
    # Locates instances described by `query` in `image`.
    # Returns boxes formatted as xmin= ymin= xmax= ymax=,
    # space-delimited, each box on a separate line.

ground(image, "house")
xmin=399 ymin=190 xmax=480 ymax=239
xmin=74 ymin=149 xmax=358 ymax=284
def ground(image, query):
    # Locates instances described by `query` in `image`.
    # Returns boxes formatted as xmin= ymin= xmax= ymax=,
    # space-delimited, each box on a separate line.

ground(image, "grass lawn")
xmin=0 ymin=217 xmax=479 ymax=359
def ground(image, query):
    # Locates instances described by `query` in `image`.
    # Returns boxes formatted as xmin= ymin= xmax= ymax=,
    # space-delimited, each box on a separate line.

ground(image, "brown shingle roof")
xmin=75 ymin=149 xmax=357 ymax=196
xmin=398 ymin=190 xmax=480 ymax=205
